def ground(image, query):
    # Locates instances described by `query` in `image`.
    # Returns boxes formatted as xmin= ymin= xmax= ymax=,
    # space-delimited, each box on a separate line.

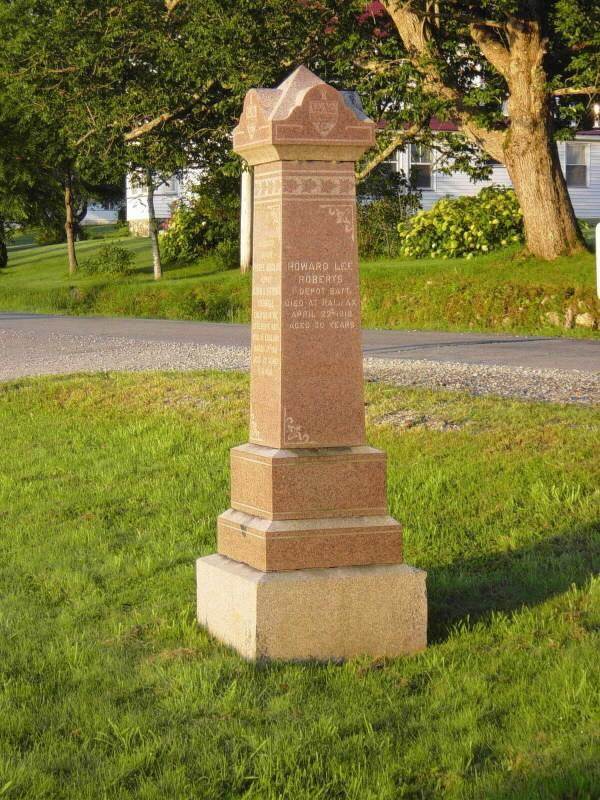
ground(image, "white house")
xmin=121 ymin=126 xmax=600 ymax=239
xmin=125 ymin=171 xmax=201 ymax=235
xmin=384 ymin=127 xmax=600 ymax=219
xmin=81 ymin=199 xmax=123 ymax=226
xmin=82 ymin=173 xmax=195 ymax=232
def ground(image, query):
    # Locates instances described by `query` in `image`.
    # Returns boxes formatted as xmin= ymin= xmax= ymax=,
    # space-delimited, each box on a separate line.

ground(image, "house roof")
xmin=429 ymin=119 xmax=459 ymax=131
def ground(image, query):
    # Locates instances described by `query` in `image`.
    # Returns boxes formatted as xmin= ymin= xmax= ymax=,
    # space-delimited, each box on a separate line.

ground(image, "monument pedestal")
xmin=197 ymin=554 xmax=427 ymax=661
xmin=196 ymin=67 xmax=427 ymax=661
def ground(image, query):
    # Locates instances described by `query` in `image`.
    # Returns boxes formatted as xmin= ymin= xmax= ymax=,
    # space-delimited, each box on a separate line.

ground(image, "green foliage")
xmin=357 ymin=167 xmax=422 ymax=257
xmin=80 ymin=243 xmax=134 ymax=276
xmin=577 ymin=218 xmax=592 ymax=236
xmin=161 ymin=174 xmax=239 ymax=264
xmin=332 ymin=2 xmax=600 ymax=163
xmin=159 ymin=203 xmax=205 ymax=264
xmin=35 ymin=225 xmax=66 ymax=246
xmin=399 ymin=187 xmax=524 ymax=259
xmin=213 ymin=240 xmax=240 ymax=271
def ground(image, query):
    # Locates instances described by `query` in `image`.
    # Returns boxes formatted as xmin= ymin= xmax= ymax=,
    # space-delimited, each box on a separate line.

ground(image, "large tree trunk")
xmin=0 ymin=219 xmax=7 ymax=268
xmin=64 ymin=172 xmax=78 ymax=274
xmin=146 ymin=169 xmax=162 ymax=280
xmin=504 ymin=128 xmax=585 ymax=259
xmin=504 ymin=20 xmax=585 ymax=260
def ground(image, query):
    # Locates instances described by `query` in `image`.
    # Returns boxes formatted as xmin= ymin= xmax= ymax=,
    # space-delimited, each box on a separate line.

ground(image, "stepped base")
xmin=218 ymin=508 xmax=402 ymax=571
xmin=230 ymin=444 xmax=388 ymax=520
xmin=197 ymin=554 xmax=427 ymax=661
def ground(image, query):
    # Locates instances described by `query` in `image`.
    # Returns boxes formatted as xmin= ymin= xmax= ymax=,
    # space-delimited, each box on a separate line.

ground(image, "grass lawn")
xmin=1 ymin=371 xmax=598 ymax=799
xmin=0 ymin=233 xmax=598 ymax=337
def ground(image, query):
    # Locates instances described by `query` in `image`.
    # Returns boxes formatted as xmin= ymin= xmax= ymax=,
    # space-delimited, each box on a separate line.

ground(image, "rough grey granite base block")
xmin=196 ymin=554 xmax=427 ymax=661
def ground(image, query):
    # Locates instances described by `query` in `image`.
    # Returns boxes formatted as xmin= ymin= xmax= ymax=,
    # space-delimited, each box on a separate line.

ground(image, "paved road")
xmin=1 ymin=312 xmax=598 ymax=372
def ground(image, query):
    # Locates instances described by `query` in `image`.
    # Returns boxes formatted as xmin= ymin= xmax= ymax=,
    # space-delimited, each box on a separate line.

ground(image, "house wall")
xmin=124 ymin=138 xmax=599 ymax=235
xmin=558 ymin=139 xmax=600 ymax=219
xmin=125 ymin=170 xmax=202 ymax=235
xmin=126 ymin=174 xmax=180 ymax=230
xmin=396 ymin=136 xmax=600 ymax=219
xmin=81 ymin=203 xmax=121 ymax=225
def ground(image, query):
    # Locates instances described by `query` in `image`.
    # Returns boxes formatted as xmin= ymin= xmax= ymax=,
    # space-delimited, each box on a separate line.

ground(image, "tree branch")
xmin=123 ymin=84 xmax=213 ymax=141
xmin=74 ymin=82 xmax=214 ymax=148
xmin=165 ymin=0 xmax=183 ymax=14
xmin=469 ymin=23 xmax=510 ymax=78
xmin=74 ymin=129 xmax=96 ymax=148
xmin=379 ymin=1 xmax=506 ymax=162
xmin=355 ymin=123 xmax=424 ymax=181
xmin=355 ymin=58 xmax=410 ymax=74
xmin=552 ymin=86 xmax=600 ymax=96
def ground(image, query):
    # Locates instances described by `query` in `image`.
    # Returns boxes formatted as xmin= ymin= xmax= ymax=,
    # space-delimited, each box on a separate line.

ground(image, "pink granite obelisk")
xmin=196 ymin=67 xmax=427 ymax=660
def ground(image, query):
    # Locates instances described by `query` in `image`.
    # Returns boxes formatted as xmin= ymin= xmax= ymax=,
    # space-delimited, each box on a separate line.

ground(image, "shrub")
xmin=398 ymin=186 xmax=523 ymax=259
xmin=213 ymin=240 xmax=239 ymax=271
xmin=357 ymin=167 xmax=421 ymax=257
xmin=80 ymin=243 xmax=134 ymax=276
xmin=36 ymin=225 xmax=66 ymax=246
xmin=161 ymin=173 xmax=239 ymax=264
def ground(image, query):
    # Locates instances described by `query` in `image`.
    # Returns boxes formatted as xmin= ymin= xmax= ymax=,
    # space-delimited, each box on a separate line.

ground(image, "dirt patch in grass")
xmin=373 ymin=409 xmax=467 ymax=431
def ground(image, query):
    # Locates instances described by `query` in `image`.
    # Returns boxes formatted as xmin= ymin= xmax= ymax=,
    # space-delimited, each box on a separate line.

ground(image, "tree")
xmin=329 ymin=0 xmax=599 ymax=260
xmin=0 ymin=1 xmax=140 ymax=272
xmin=0 ymin=0 xmax=360 ymax=274
xmin=111 ymin=0 xmax=349 ymax=276
xmin=109 ymin=0 xmax=598 ymax=262
xmin=0 ymin=107 xmax=63 ymax=267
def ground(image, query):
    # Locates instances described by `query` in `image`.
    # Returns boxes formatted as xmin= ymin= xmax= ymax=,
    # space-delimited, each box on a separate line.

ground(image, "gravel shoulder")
xmin=2 ymin=328 xmax=598 ymax=405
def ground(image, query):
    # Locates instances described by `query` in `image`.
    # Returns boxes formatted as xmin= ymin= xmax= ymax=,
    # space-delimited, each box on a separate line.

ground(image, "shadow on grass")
xmin=160 ymin=265 xmax=231 ymax=281
xmin=483 ymin=751 xmax=599 ymax=800
xmin=427 ymin=521 xmax=599 ymax=642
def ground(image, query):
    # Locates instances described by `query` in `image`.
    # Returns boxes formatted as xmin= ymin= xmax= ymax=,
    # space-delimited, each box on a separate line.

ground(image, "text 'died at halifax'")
xmin=286 ymin=259 xmax=359 ymax=331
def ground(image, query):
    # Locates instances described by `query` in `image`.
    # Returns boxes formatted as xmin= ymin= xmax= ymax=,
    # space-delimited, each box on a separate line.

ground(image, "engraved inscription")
xmin=285 ymin=259 xmax=359 ymax=332
xmin=252 ymin=198 xmax=281 ymax=378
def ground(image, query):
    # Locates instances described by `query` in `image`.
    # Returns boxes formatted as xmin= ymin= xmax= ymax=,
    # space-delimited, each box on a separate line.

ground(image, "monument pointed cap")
xmin=233 ymin=66 xmax=376 ymax=166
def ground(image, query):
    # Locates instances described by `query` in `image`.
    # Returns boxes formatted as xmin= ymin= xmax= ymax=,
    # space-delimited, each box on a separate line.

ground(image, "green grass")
xmin=1 ymin=371 xmax=599 ymax=799
xmin=360 ymin=246 xmax=598 ymax=336
xmin=1 ymin=236 xmax=251 ymax=322
xmin=1 ymin=236 xmax=598 ymax=336
xmin=9 ymin=224 xmax=126 ymax=249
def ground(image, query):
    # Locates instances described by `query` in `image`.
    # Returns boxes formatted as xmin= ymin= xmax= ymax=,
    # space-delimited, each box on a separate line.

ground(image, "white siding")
xmin=125 ymin=169 xmax=203 ymax=223
xmin=420 ymin=164 xmax=511 ymax=210
xmin=124 ymin=139 xmax=600 ymax=225
xmin=557 ymin=139 xmax=600 ymax=219
xmin=397 ymin=136 xmax=600 ymax=219
xmin=81 ymin=204 xmax=120 ymax=225
xmin=126 ymin=173 xmax=180 ymax=222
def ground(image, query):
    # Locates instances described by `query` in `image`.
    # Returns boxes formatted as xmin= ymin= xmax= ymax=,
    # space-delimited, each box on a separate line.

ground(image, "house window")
xmin=158 ymin=176 xmax=179 ymax=193
xmin=383 ymin=148 xmax=402 ymax=173
xmin=410 ymin=143 xmax=433 ymax=189
xmin=565 ymin=143 xmax=589 ymax=187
